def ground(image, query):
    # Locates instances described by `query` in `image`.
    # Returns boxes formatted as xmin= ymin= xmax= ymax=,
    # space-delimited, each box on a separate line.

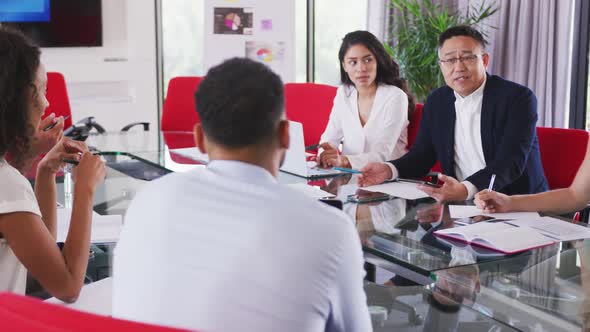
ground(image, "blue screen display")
xmin=0 ymin=0 xmax=50 ymax=22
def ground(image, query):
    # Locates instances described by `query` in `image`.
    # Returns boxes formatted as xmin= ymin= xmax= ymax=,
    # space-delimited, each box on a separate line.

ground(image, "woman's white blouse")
xmin=320 ymin=84 xmax=409 ymax=169
xmin=0 ymin=159 xmax=41 ymax=294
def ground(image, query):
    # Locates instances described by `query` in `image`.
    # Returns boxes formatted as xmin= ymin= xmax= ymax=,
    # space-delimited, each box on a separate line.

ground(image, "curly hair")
xmin=0 ymin=26 xmax=41 ymax=168
xmin=338 ymin=30 xmax=415 ymax=117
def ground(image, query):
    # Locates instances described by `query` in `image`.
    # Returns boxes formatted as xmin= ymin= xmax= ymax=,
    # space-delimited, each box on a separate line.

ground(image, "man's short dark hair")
xmin=195 ymin=58 xmax=284 ymax=148
xmin=438 ymin=25 xmax=488 ymax=49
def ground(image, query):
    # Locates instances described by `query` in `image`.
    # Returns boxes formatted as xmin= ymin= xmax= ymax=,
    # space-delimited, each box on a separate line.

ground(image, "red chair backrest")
xmin=407 ymin=103 xmax=423 ymax=149
xmin=0 ymin=292 xmax=190 ymax=331
xmin=405 ymin=103 xmax=442 ymax=174
xmin=284 ymin=83 xmax=337 ymax=147
xmin=163 ymin=131 xmax=197 ymax=150
xmin=537 ymin=127 xmax=589 ymax=189
xmin=45 ymin=72 xmax=73 ymax=129
xmin=162 ymin=77 xmax=203 ymax=132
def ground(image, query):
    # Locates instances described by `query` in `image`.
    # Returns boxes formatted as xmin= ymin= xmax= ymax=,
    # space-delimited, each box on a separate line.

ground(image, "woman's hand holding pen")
xmin=475 ymin=190 xmax=513 ymax=213
xmin=31 ymin=113 xmax=65 ymax=156
xmin=317 ymin=142 xmax=350 ymax=168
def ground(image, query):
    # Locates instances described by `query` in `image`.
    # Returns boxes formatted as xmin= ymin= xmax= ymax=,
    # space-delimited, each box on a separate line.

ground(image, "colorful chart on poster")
xmin=214 ymin=7 xmax=253 ymax=35
xmin=256 ymin=48 xmax=273 ymax=62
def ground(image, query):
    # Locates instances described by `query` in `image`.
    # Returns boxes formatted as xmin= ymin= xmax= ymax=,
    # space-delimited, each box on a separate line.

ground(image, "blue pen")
xmin=333 ymin=167 xmax=362 ymax=174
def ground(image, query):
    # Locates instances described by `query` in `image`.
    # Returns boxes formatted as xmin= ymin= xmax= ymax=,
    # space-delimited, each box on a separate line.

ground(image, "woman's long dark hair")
xmin=0 ymin=26 xmax=41 ymax=169
xmin=338 ymin=30 xmax=415 ymax=117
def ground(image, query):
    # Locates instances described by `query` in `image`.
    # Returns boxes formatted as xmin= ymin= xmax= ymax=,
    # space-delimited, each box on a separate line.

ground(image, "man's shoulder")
xmin=486 ymin=74 xmax=534 ymax=97
xmin=425 ymin=85 xmax=454 ymax=104
xmin=275 ymin=186 xmax=354 ymax=231
xmin=128 ymin=168 xmax=206 ymax=206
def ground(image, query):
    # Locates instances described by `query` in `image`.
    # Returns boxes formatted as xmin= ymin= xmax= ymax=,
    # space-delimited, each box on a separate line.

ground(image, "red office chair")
xmin=0 ymin=292 xmax=190 ymax=331
xmin=45 ymin=72 xmax=74 ymax=129
xmin=407 ymin=103 xmax=423 ymax=149
xmin=537 ymin=127 xmax=589 ymax=190
xmin=161 ymin=77 xmax=203 ymax=149
xmin=163 ymin=132 xmax=197 ymax=150
xmin=406 ymin=103 xmax=442 ymax=176
xmin=284 ymin=83 xmax=337 ymax=148
xmin=162 ymin=77 xmax=202 ymax=132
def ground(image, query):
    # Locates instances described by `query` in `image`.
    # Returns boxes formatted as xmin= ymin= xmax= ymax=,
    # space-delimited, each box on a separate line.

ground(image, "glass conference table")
xmin=65 ymin=130 xmax=590 ymax=331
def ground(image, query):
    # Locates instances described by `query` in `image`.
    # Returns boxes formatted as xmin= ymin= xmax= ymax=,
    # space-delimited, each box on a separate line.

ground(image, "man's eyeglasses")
xmin=439 ymin=54 xmax=485 ymax=68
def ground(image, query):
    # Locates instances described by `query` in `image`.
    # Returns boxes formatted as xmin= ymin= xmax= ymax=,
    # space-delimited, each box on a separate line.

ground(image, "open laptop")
xmin=280 ymin=121 xmax=343 ymax=178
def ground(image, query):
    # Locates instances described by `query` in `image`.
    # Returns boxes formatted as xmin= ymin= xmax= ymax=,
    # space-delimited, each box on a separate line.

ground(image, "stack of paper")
xmin=448 ymin=205 xmax=540 ymax=220
xmin=56 ymin=207 xmax=122 ymax=243
xmin=363 ymin=181 xmax=429 ymax=200
xmin=507 ymin=217 xmax=590 ymax=241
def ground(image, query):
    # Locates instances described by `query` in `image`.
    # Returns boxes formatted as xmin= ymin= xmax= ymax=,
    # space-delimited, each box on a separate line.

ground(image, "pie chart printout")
xmin=213 ymin=7 xmax=253 ymax=35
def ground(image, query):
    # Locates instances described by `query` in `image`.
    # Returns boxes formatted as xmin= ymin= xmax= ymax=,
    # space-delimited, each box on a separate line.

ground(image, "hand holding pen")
xmin=31 ymin=114 xmax=68 ymax=156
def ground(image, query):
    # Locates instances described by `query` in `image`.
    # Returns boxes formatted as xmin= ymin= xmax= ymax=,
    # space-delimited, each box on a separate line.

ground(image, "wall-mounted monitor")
xmin=0 ymin=0 xmax=102 ymax=47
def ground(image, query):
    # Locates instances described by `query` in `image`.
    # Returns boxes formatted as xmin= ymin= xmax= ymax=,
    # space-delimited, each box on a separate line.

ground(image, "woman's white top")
xmin=320 ymin=84 xmax=409 ymax=169
xmin=0 ymin=158 xmax=41 ymax=294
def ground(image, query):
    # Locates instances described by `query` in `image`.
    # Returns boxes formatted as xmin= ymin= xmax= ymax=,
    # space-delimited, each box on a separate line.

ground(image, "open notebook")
xmin=434 ymin=222 xmax=555 ymax=254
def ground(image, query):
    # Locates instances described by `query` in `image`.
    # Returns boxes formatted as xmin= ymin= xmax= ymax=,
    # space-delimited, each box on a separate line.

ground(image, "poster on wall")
xmin=245 ymin=41 xmax=285 ymax=73
xmin=213 ymin=7 xmax=253 ymax=35
xmin=204 ymin=0 xmax=295 ymax=82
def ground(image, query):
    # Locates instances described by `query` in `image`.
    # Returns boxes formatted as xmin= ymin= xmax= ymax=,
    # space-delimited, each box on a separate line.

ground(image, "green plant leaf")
xmin=387 ymin=0 xmax=498 ymax=102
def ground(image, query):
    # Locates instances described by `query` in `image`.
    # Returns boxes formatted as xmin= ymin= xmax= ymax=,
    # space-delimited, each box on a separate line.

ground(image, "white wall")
xmin=41 ymin=0 xmax=159 ymax=145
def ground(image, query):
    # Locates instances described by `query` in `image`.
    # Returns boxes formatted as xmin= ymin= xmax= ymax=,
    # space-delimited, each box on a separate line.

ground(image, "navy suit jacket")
xmin=391 ymin=74 xmax=548 ymax=195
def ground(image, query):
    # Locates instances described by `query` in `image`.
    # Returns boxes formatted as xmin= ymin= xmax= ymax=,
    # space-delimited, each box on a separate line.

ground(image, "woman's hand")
xmin=38 ymin=138 xmax=88 ymax=175
xmin=31 ymin=114 xmax=65 ymax=157
xmin=72 ymin=152 xmax=106 ymax=193
xmin=475 ymin=189 xmax=513 ymax=213
xmin=317 ymin=142 xmax=350 ymax=168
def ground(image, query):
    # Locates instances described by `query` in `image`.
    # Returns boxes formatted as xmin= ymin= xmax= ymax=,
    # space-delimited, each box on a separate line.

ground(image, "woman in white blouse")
xmin=318 ymin=30 xmax=414 ymax=169
xmin=0 ymin=27 xmax=105 ymax=302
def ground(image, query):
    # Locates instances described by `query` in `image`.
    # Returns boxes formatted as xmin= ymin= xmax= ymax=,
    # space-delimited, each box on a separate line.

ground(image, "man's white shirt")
xmin=113 ymin=160 xmax=371 ymax=332
xmin=452 ymin=78 xmax=487 ymax=198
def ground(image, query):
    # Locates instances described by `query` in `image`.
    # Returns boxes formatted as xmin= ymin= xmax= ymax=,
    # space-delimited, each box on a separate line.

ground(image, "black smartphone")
xmin=396 ymin=178 xmax=441 ymax=188
xmin=319 ymin=198 xmax=343 ymax=210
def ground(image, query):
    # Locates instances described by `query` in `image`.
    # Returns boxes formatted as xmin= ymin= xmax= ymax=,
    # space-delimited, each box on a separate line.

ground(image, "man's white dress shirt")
xmin=113 ymin=160 xmax=371 ymax=332
xmin=452 ymin=79 xmax=487 ymax=198
xmin=321 ymin=84 xmax=409 ymax=169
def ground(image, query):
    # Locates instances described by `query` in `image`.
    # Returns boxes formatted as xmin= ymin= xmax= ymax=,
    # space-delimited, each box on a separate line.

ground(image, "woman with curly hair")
xmin=0 ymin=26 xmax=106 ymax=302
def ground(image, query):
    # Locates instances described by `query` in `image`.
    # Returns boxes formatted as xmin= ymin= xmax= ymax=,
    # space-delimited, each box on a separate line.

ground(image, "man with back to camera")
xmin=359 ymin=25 xmax=548 ymax=201
xmin=112 ymin=58 xmax=372 ymax=332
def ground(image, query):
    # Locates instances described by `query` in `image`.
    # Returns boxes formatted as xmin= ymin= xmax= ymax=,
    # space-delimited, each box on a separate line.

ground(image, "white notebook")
xmin=435 ymin=222 xmax=555 ymax=254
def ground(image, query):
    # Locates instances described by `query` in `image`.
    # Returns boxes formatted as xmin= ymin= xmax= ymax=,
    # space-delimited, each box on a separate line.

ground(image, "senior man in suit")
xmin=359 ymin=25 xmax=548 ymax=201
